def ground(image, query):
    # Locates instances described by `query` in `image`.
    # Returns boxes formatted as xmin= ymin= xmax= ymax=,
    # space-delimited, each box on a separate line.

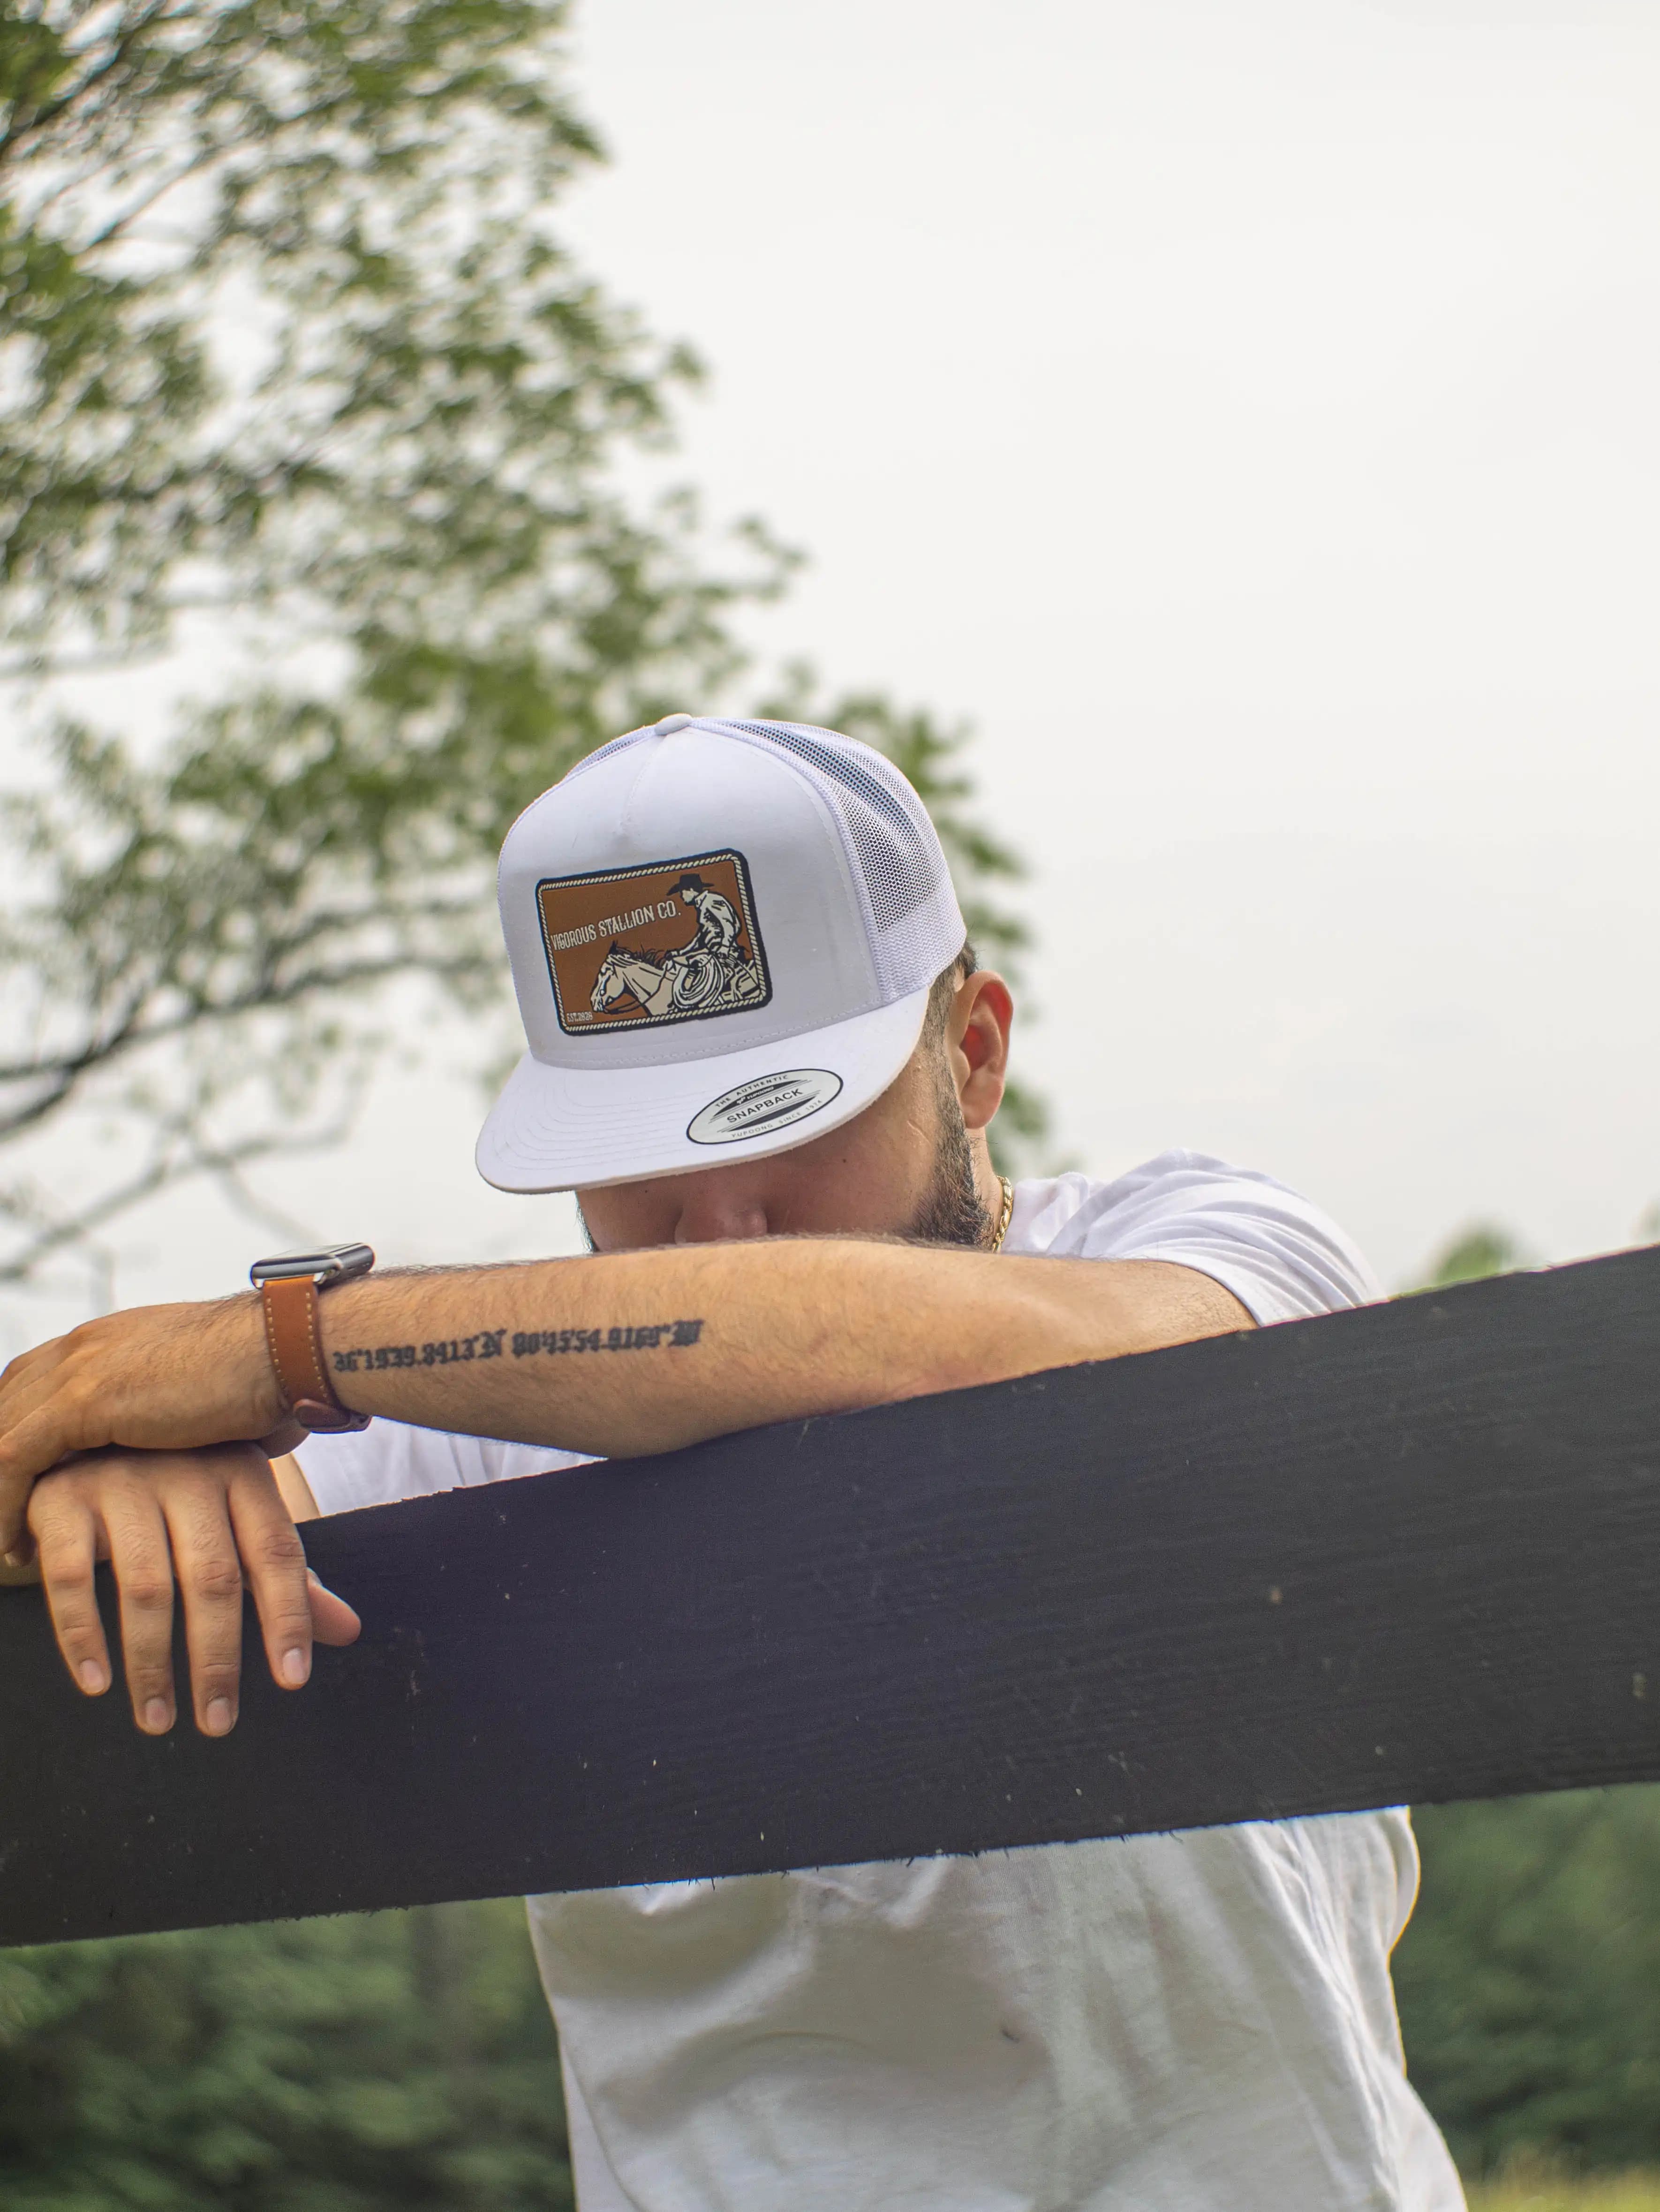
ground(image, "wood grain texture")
xmin=4 ymin=1247 xmax=1660 ymax=1948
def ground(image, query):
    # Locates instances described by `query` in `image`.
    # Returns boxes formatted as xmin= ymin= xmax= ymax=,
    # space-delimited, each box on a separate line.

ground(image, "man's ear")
xmin=951 ymin=971 xmax=1014 ymax=1133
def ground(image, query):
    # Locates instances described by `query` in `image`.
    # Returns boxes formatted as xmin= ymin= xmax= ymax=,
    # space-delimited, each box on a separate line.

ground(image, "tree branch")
xmin=81 ymin=146 xmax=215 ymax=250
xmin=0 ymin=0 xmax=197 ymax=170
xmin=0 ymin=942 xmax=489 ymax=1098
xmin=0 ymin=1098 xmax=363 ymax=1288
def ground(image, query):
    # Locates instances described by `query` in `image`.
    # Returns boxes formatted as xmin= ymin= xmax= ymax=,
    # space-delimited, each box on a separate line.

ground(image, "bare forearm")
xmin=0 ymin=1240 xmax=1250 ymax=1550
xmin=312 ymin=1242 xmax=1249 ymax=1457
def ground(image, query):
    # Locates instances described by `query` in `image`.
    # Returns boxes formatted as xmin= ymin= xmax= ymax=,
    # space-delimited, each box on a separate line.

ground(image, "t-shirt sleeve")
xmin=1050 ymin=1152 xmax=1383 ymax=1325
xmin=294 ymin=1422 xmax=596 ymax=1517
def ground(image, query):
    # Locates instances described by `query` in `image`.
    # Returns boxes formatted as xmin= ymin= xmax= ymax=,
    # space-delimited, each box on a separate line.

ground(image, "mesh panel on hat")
xmin=717 ymin=720 xmax=965 ymax=998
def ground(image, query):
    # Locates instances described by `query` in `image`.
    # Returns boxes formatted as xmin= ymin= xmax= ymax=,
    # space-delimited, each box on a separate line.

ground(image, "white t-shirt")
xmin=296 ymin=1152 xmax=1464 ymax=2212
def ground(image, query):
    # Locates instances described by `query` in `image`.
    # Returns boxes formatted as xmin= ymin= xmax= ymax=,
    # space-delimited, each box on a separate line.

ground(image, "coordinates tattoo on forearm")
xmin=331 ymin=1318 xmax=705 ymax=1375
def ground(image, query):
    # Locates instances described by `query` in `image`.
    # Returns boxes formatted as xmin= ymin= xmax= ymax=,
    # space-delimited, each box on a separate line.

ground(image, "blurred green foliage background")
xmin=1400 ymin=1790 xmax=1660 ymax=2179
xmin=0 ymin=1900 xmax=571 ymax=2210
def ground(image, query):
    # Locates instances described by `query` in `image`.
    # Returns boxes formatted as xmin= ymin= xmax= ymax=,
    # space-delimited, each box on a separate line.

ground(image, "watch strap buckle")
xmin=253 ymin=1256 xmax=374 ymax=1435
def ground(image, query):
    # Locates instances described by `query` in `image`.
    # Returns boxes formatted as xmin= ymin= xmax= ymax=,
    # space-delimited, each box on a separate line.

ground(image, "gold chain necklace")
xmin=988 ymin=1174 xmax=1015 ymax=1254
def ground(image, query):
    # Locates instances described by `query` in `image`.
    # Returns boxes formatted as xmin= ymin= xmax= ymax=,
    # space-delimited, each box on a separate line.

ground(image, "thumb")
xmin=306 ymin=1570 xmax=362 ymax=1647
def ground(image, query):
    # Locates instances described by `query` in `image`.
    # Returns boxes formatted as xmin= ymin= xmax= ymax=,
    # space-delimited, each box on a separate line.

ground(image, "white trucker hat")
xmin=475 ymin=715 xmax=969 ymax=1191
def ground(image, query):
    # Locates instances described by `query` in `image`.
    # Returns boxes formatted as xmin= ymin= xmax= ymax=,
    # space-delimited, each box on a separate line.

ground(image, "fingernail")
xmin=204 ymin=1697 xmax=234 ymax=1736
xmin=282 ymin=1646 xmax=309 ymax=1687
xmin=143 ymin=1699 xmax=171 ymax=1733
xmin=77 ymin=1660 xmax=107 ymax=1695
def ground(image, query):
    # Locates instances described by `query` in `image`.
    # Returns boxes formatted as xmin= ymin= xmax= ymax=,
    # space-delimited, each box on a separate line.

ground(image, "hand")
xmin=26 ymin=1443 xmax=360 ymax=1737
xmin=0 ymin=1296 xmax=285 ymax=1561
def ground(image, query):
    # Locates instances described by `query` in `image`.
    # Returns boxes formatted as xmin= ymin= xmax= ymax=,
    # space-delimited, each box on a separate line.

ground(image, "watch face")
xmin=249 ymin=1242 xmax=375 ymax=1288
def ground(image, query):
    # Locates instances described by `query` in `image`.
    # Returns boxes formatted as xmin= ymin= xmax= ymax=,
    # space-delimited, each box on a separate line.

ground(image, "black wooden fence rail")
xmin=4 ymin=1247 xmax=1660 ymax=1949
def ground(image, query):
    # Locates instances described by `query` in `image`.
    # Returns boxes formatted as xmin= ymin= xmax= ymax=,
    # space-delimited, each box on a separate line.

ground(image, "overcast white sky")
xmin=8 ymin=0 xmax=1658 ymax=1339
xmin=554 ymin=0 xmax=1660 ymax=1287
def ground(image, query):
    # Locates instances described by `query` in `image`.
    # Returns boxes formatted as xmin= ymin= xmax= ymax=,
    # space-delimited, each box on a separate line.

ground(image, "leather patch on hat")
xmin=537 ymin=850 xmax=771 ymax=1035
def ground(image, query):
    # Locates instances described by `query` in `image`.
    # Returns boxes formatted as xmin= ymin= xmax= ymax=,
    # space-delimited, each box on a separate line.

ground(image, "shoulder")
xmin=1008 ymin=1151 xmax=1383 ymax=1325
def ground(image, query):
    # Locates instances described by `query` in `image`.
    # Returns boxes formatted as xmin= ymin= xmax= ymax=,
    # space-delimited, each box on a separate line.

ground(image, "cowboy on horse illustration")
xmin=590 ymin=871 xmax=763 ymax=1020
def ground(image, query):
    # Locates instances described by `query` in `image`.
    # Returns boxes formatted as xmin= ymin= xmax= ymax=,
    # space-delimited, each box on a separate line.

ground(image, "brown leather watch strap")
xmin=258 ymin=1275 xmax=370 ymax=1434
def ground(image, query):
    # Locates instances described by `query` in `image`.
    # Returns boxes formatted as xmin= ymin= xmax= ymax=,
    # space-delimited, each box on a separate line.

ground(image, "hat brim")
xmin=475 ymin=987 xmax=932 ymax=1194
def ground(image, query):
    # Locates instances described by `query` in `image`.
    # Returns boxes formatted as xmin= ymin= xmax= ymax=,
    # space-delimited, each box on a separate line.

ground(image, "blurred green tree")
xmin=1398 ymin=1789 xmax=1660 ymax=2176
xmin=1420 ymin=1224 xmax=1530 ymax=1289
xmin=0 ymin=0 xmax=1038 ymax=1296
xmin=0 ymin=1898 xmax=571 ymax=2209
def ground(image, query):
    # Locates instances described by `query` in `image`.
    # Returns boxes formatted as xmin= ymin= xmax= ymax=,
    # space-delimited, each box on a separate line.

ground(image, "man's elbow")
xmin=1095 ymin=1260 xmax=1256 ymax=1356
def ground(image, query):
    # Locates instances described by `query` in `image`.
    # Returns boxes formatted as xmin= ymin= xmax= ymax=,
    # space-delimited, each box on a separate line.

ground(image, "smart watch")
xmin=249 ymin=1243 xmax=376 ymax=1433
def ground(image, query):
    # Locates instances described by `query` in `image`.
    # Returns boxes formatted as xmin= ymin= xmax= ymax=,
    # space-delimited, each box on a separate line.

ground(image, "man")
xmin=672 ymin=866 xmax=744 ymax=957
xmin=0 ymin=715 xmax=1463 ymax=2211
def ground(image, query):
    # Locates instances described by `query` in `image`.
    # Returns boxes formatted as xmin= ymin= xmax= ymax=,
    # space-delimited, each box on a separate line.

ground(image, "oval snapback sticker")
xmin=687 ymin=1069 xmax=844 ymax=1146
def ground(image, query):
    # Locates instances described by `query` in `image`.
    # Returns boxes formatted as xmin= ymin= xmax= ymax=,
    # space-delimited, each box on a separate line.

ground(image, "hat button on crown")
xmin=653 ymin=712 xmax=696 ymax=736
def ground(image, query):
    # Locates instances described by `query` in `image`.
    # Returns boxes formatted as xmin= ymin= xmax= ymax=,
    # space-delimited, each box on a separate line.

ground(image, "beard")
xmin=905 ymin=1062 xmax=996 ymax=1250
